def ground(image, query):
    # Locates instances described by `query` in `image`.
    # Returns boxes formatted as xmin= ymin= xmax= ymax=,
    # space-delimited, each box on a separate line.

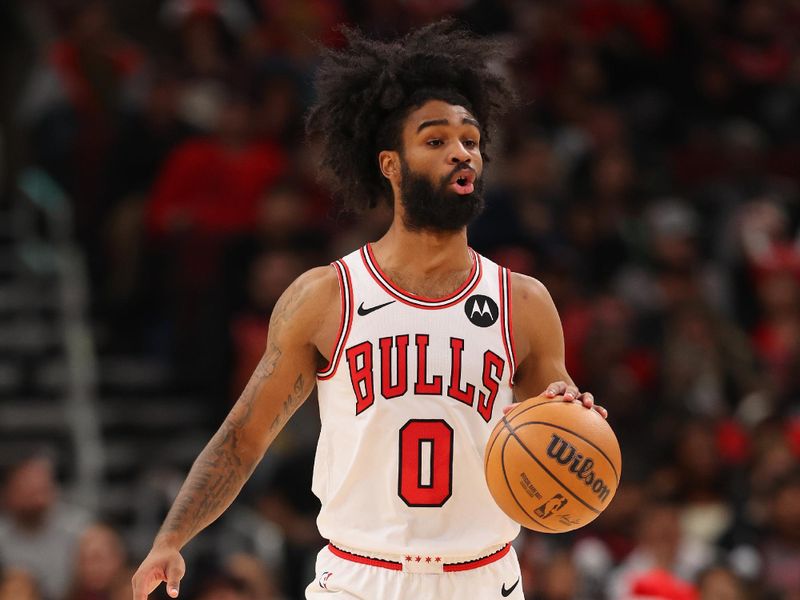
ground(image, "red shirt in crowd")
xmin=146 ymin=138 xmax=288 ymax=237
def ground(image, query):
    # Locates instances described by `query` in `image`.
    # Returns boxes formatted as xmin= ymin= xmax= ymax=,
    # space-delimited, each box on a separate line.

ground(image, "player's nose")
xmin=448 ymin=143 xmax=471 ymax=164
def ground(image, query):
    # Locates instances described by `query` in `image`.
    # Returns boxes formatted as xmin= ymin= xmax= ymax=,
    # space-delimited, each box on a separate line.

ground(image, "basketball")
xmin=484 ymin=395 xmax=621 ymax=533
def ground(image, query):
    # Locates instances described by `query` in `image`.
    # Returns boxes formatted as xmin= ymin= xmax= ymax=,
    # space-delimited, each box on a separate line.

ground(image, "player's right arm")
xmin=131 ymin=266 xmax=339 ymax=600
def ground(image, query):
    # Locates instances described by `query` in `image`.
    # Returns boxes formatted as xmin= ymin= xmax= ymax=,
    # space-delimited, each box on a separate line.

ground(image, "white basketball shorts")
xmin=305 ymin=542 xmax=523 ymax=599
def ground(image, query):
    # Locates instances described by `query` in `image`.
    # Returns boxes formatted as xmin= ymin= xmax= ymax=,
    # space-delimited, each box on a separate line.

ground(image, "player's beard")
xmin=398 ymin=158 xmax=485 ymax=232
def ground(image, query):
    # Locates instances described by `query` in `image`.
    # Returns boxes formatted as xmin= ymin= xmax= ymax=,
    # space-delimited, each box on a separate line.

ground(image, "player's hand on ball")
xmin=131 ymin=545 xmax=186 ymax=599
xmin=502 ymin=382 xmax=608 ymax=419
xmin=544 ymin=381 xmax=607 ymax=418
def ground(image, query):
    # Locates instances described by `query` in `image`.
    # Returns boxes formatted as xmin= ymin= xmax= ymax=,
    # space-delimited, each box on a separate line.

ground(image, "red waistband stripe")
xmin=442 ymin=543 xmax=511 ymax=572
xmin=327 ymin=543 xmax=511 ymax=573
xmin=327 ymin=544 xmax=403 ymax=571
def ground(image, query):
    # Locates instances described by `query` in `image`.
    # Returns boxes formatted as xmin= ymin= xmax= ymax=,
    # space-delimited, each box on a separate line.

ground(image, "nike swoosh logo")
xmin=501 ymin=577 xmax=520 ymax=597
xmin=357 ymin=300 xmax=395 ymax=316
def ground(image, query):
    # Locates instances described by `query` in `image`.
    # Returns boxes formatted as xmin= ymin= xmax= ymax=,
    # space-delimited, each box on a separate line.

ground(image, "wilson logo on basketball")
xmin=545 ymin=434 xmax=611 ymax=502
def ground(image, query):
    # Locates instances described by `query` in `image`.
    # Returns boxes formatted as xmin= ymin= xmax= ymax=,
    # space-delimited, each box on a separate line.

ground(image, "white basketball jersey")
xmin=313 ymin=244 xmax=520 ymax=557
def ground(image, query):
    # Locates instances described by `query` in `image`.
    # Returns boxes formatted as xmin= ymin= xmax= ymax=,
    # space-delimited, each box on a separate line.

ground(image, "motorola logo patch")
xmin=465 ymin=295 xmax=498 ymax=327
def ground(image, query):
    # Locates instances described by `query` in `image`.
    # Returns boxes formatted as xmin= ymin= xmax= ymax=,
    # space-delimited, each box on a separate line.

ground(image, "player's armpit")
xmin=507 ymin=272 xmax=573 ymax=402
xmin=153 ymin=266 xmax=337 ymax=551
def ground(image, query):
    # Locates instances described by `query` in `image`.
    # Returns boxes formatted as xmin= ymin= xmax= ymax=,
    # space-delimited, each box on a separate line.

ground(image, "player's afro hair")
xmin=306 ymin=20 xmax=517 ymax=211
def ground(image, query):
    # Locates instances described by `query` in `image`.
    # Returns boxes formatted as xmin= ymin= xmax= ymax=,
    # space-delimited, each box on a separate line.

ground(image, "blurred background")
xmin=0 ymin=0 xmax=799 ymax=599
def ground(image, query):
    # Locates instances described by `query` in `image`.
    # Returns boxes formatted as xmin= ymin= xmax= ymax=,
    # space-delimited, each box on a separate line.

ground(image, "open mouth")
xmin=450 ymin=170 xmax=476 ymax=195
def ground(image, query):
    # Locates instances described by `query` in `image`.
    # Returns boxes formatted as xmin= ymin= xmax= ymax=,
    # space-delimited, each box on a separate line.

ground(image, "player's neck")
xmin=371 ymin=221 xmax=471 ymax=279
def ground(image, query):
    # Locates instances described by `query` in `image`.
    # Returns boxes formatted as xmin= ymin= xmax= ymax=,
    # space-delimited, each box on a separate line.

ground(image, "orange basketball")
xmin=484 ymin=395 xmax=621 ymax=533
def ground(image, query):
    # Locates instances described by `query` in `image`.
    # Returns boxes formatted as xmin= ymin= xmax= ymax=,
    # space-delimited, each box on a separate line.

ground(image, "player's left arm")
xmin=507 ymin=272 xmax=608 ymax=418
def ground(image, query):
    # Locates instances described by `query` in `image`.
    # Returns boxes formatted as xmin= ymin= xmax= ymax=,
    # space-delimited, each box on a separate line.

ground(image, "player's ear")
xmin=379 ymin=150 xmax=399 ymax=180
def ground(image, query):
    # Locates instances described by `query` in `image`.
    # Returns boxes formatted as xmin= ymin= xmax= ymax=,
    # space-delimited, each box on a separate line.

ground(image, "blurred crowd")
xmin=1 ymin=0 xmax=800 ymax=598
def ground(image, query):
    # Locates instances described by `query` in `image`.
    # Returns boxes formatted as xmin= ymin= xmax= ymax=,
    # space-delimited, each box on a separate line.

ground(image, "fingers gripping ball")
xmin=484 ymin=396 xmax=621 ymax=533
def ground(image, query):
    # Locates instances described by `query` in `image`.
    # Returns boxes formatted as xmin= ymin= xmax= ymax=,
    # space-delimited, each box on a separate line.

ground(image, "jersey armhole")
xmin=498 ymin=267 xmax=517 ymax=386
xmin=317 ymin=260 xmax=354 ymax=380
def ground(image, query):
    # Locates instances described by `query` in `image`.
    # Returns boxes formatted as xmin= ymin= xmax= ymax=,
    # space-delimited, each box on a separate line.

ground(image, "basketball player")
xmin=132 ymin=21 xmax=606 ymax=600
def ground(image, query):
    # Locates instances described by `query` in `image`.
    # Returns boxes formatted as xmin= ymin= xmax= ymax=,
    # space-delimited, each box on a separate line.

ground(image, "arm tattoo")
xmin=268 ymin=280 xmax=304 ymax=337
xmin=159 ymin=421 xmax=252 ymax=542
xmin=269 ymin=374 xmax=306 ymax=435
xmin=156 ymin=279 xmax=313 ymax=547
xmin=227 ymin=341 xmax=282 ymax=429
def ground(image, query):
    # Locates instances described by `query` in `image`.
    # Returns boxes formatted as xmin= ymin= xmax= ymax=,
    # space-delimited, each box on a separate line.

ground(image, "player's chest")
xmin=343 ymin=326 xmax=510 ymax=422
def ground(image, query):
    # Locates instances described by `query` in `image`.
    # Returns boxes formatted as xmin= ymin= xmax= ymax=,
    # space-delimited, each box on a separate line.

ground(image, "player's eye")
xmin=426 ymin=139 xmax=443 ymax=147
xmin=463 ymin=139 xmax=478 ymax=149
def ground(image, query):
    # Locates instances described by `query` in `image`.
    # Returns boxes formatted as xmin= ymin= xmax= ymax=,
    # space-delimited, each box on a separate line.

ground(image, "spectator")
xmin=750 ymin=248 xmax=800 ymax=403
xmin=65 ymin=523 xmax=131 ymax=600
xmin=0 ymin=568 xmax=42 ymax=600
xmin=192 ymin=572 xmax=254 ymax=600
xmin=760 ymin=471 xmax=800 ymax=598
xmin=145 ymin=92 xmax=287 ymax=238
xmin=628 ymin=568 xmax=699 ymax=600
xmin=660 ymin=303 xmax=760 ymax=418
xmin=251 ymin=68 xmax=307 ymax=146
xmin=529 ymin=550 xmax=579 ymax=600
xmin=143 ymin=90 xmax=288 ymax=377
xmin=224 ymin=553 xmax=280 ymax=600
xmin=567 ymin=144 xmax=639 ymax=288
xmin=99 ymin=71 xmax=195 ymax=349
xmin=257 ymin=446 xmax=322 ymax=599
xmin=0 ymin=454 xmax=91 ymax=600
xmin=20 ymin=0 xmax=146 ymax=245
xmin=159 ymin=0 xmax=252 ymax=132
xmin=608 ymin=499 xmax=714 ymax=598
xmin=695 ymin=565 xmax=749 ymax=600
xmin=573 ymin=479 xmax=648 ymax=595
xmin=251 ymin=0 xmax=345 ymax=69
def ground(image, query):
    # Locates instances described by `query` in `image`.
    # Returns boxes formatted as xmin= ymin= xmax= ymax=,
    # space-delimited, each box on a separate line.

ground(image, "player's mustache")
xmin=448 ymin=162 xmax=476 ymax=178
xmin=441 ymin=162 xmax=478 ymax=186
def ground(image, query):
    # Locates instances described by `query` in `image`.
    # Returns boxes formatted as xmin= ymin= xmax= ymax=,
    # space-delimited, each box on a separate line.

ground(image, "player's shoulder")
xmin=265 ymin=265 xmax=345 ymax=355
xmin=293 ymin=264 xmax=341 ymax=293
xmin=508 ymin=271 xmax=554 ymax=308
xmin=283 ymin=264 xmax=340 ymax=311
xmin=506 ymin=271 xmax=562 ymax=362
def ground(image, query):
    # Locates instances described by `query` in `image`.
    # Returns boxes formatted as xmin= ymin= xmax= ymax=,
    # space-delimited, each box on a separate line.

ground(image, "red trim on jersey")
xmin=328 ymin=544 xmax=403 ymax=571
xmin=317 ymin=260 xmax=354 ymax=380
xmin=442 ymin=543 xmax=511 ymax=572
xmin=498 ymin=267 xmax=515 ymax=385
xmin=360 ymin=244 xmax=482 ymax=309
xmin=504 ymin=268 xmax=517 ymax=384
xmin=316 ymin=262 xmax=345 ymax=376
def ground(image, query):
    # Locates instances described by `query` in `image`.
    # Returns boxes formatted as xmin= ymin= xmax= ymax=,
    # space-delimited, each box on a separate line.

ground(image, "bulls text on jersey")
xmin=344 ymin=333 xmax=506 ymax=422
